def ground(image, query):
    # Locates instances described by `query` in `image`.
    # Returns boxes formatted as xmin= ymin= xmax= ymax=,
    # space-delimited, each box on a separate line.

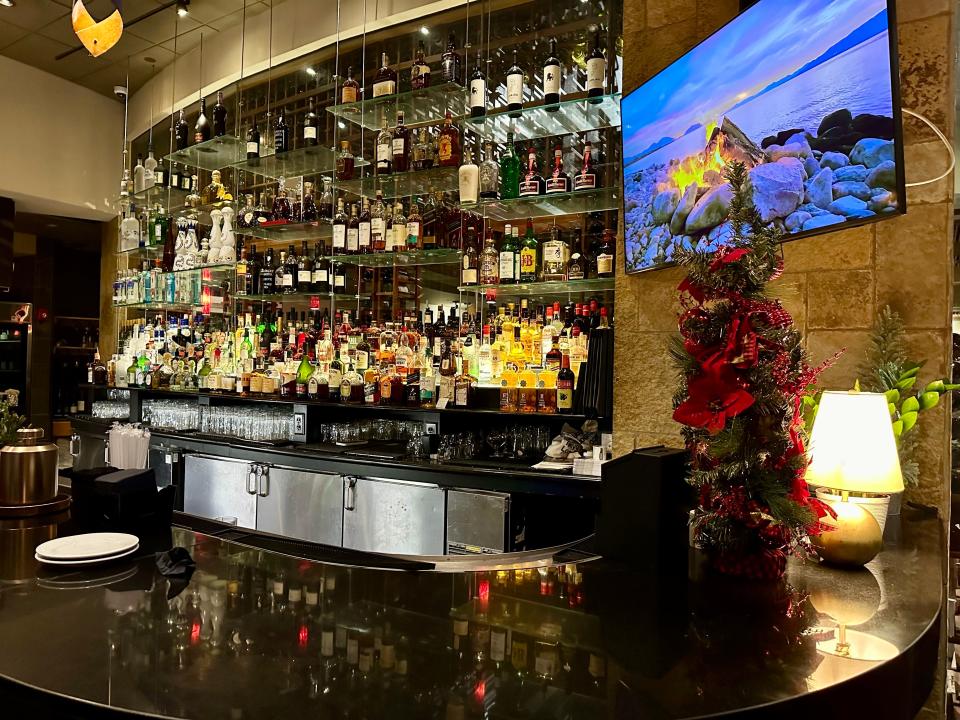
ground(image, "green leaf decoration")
xmin=901 ymin=411 xmax=918 ymax=433
xmin=888 ymin=402 xmax=897 ymax=416
xmin=896 ymin=376 xmax=917 ymax=391
xmin=892 ymin=419 xmax=903 ymax=437
xmin=901 ymin=396 xmax=920 ymax=414
xmin=884 ymin=388 xmax=900 ymax=404
xmin=919 ymin=391 xmax=940 ymax=410
xmin=925 ymin=380 xmax=945 ymax=393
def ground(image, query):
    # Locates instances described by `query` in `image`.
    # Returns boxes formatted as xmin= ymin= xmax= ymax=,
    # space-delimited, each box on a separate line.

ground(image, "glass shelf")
xmin=466 ymin=186 xmax=620 ymax=222
xmin=325 ymin=248 xmax=460 ymax=267
xmin=118 ymin=244 xmax=164 ymax=256
xmin=231 ymin=145 xmax=369 ymax=179
xmin=336 ymin=166 xmax=459 ymax=200
xmin=327 ymin=82 xmax=467 ymax=131
xmin=118 ymin=186 xmax=190 ymax=211
xmin=235 ymin=292 xmax=368 ymax=303
xmin=464 ymin=93 xmax=621 ymax=143
xmin=113 ymin=301 xmax=197 ymax=311
xmin=165 ymin=262 xmax=237 ymax=278
xmin=238 ymin=220 xmax=333 ymax=244
xmin=165 ymin=136 xmax=249 ymax=172
xmin=457 ymin=277 xmax=614 ymax=295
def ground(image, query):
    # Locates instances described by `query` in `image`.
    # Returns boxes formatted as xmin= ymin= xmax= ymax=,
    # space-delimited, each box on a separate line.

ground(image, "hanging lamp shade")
xmin=72 ymin=0 xmax=124 ymax=58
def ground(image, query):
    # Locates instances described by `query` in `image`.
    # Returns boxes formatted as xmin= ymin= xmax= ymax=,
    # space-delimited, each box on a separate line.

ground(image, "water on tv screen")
xmin=622 ymin=0 xmax=902 ymax=273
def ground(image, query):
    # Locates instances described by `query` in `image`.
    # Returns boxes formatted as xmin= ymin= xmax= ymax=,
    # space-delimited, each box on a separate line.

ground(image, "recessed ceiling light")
xmin=0 ymin=1 xmax=15 ymax=8
xmin=306 ymin=67 xmax=316 ymax=76
xmin=176 ymin=0 xmax=189 ymax=17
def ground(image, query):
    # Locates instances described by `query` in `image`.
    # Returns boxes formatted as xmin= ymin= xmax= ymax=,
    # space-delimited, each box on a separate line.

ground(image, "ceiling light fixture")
xmin=420 ymin=26 xmax=429 ymax=35
xmin=0 ymin=1 xmax=16 ymax=8
xmin=72 ymin=0 xmax=124 ymax=58
xmin=176 ymin=0 xmax=189 ymax=17
xmin=306 ymin=67 xmax=317 ymax=76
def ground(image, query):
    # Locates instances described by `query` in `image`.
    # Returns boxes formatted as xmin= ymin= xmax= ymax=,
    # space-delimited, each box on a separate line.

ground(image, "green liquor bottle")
xmin=499 ymin=131 xmax=520 ymax=200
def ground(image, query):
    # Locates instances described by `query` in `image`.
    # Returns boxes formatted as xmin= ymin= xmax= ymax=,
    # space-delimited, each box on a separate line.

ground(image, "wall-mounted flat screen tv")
xmin=622 ymin=0 xmax=904 ymax=273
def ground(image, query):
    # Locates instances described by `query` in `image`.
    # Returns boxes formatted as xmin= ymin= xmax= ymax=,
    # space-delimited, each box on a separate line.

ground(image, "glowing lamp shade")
xmin=805 ymin=391 xmax=904 ymax=494
xmin=72 ymin=1 xmax=124 ymax=58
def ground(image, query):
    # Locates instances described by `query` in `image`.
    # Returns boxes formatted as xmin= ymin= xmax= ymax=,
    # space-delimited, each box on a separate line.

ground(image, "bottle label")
xmin=438 ymin=135 xmax=453 ymax=163
xmin=342 ymin=86 xmax=357 ymax=103
xmin=371 ymin=217 xmax=384 ymax=240
xmin=507 ymin=74 xmax=523 ymax=105
xmin=462 ymin=268 xmax=478 ymax=284
xmin=372 ymin=80 xmax=396 ymax=98
xmin=154 ymin=224 xmax=162 ymax=241
xmin=558 ymin=382 xmax=573 ymax=409
xmin=377 ymin=142 xmax=392 ymax=163
xmin=567 ymin=265 xmax=584 ymax=280
xmin=545 ymin=177 xmax=569 ymax=194
xmin=543 ymin=63 xmax=561 ymax=96
xmin=520 ymin=248 xmax=537 ymax=275
xmin=298 ymin=270 xmax=311 ymax=283
xmin=321 ymin=630 xmax=334 ymax=657
xmin=347 ymin=228 xmax=359 ymax=251
xmin=587 ymin=57 xmax=605 ymax=90
xmin=394 ymin=225 xmax=407 ymax=251
xmin=499 ymin=252 xmax=515 ymax=279
xmin=519 ymin=179 xmax=540 ymax=196
xmin=406 ymin=221 xmax=420 ymax=245
xmin=304 ymin=126 xmax=317 ymax=140
xmin=491 ymin=631 xmax=507 ymax=662
xmin=335 ymin=274 xmax=345 ymax=288
xmin=359 ymin=221 xmax=371 ymax=248
xmin=333 ymin=225 xmax=346 ymax=248
xmin=597 ymin=253 xmax=613 ymax=274
xmin=282 ymin=272 xmax=294 ymax=287
xmin=455 ymin=383 xmax=469 ymax=407
xmin=329 ymin=368 xmax=342 ymax=388
xmin=364 ymin=380 xmax=377 ymax=403
xmin=574 ymin=172 xmax=597 ymax=191
xmin=392 ymin=138 xmax=405 ymax=157
xmin=542 ymin=241 xmax=565 ymax=265
xmin=470 ymin=78 xmax=486 ymax=109
xmin=439 ymin=374 xmax=455 ymax=401
xmin=313 ymin=269 xmax=328 ymax=284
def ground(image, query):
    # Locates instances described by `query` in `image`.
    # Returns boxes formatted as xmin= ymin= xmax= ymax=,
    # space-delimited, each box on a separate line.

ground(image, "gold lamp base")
xmin=811 ymin=496 xmax=882 ymax=567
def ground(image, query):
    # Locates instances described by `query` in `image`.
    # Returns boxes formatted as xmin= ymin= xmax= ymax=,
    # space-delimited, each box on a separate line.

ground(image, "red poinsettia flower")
xmin=709 ymin=246 xmax=751 ymax=272
xmin=725 ymin=313 xmax=758 ymax=368
xmin=674 ymin=365 xmax=755 ymax=434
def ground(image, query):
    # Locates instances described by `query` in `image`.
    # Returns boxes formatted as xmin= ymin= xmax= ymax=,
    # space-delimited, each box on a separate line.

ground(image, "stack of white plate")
xmin=35 ymin=533 xmax=140 ymax=566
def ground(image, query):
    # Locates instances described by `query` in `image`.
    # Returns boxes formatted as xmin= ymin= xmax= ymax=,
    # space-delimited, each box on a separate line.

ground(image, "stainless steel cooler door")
xmin=183 ymin=455 xmax=257 ymax=529
xmin=342 ymin=477 xmax=445 ymax=555
xmin=446 ymin=489 xmax=509 ymax=554
xmin=255 ymin=467 xmax=343 ymax=546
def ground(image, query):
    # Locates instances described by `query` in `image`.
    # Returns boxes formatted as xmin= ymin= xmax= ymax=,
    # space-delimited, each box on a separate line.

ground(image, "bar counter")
xmin=0 ymin=507 xmax=942 ymax=719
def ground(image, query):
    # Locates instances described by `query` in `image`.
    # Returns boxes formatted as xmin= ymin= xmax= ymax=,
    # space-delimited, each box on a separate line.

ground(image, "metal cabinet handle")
xmin=247 ymin=465 xmax=258 ymax=495
xmin=344 ymin=476 xmax=357 ymax=511
xmin=69 ymin=433 xmax=80 ymax=457
xmin=258 ymin=465 xmax=269 ymax=497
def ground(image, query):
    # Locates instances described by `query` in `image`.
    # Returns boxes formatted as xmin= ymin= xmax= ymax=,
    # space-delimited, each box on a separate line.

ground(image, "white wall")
xmin=0 ymin=55 xmax=123 ymax=221
xmin=128 ymin=0 xmax=471 ymax=139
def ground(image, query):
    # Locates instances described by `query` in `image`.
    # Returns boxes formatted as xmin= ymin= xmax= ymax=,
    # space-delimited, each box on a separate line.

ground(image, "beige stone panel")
xmin=806 ymin=330 xmax=871 ymax=389
xmin=895 ymin=0 xmax=951 ymax=23
xmin=628 ymin=265 xmax=685 ymax=332
xmin=782 ymin=223 xmax=874 ymax=273
xmin=909 ymin=401 xmax=949 ymax=509
xmin=773 ymin=275 xmax=808 ymax=333
xmin=806 ymin=270 xmax=874 ymax=330
xmin=627 ymin=18 xmax=699 ymax=86
xmin=646 ymin=0 xmax=696 ymax=29
xmin=897 ymin=15 xmax=953 ymax=144
xmin=623 ymin=0 xmax=646 ymax=40
xmin=904 ymin=140 xmax=954 ymax=206
xmin=902 ymin=329 xmax=951 ymax=378
xmin=695 ymin=0 xmax=738 ymax=38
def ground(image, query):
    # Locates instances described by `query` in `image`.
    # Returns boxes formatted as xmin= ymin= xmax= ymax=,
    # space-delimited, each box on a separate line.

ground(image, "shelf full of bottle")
xmin=104 ymin=293 xmax=612 ymax=418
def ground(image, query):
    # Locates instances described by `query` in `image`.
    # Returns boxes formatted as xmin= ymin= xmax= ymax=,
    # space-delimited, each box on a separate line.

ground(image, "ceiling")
xmin=0 ymin=0 xmax=273 ymax=99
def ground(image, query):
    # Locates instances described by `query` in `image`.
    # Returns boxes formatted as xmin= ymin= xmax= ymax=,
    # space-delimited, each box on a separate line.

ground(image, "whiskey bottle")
xmin=542 ymin=38 xmax=561 ymax=109
xmin=319 ymin=177 xmax=334 ymax=220
xmin=519 ymin=218 xmax=538 ymax=282
xmin=335 ymin=140 xmax=355 ymax=181
xmin=175 ymin=109 xmax=189 ymax=150
xmin=341 ymin=66 xmax=360 ymax=103
xmin=413 ymin=127 xmax=433 ymax=170
xmin=518 ymin=144 xmax=545 ymax=197
xmin=376 ymin=115 xmax=394 ymax=176
xmin=372 ymin=53 xmax=397 ymax=97
xmin=213 ymin=90 xmax=227 ymax=137
xmin=312 ymin=245 xmax=331 ymax=292
xmin=437 ymin=111 xmax=461 ymax=167
xmin=460 ymin=226 xmax=479 ymax=286
xmin=541 ymin=225 xmax=569 ymax=280
xmin=469 ymin=51 xmax=486 ymax=118
xmin=260 ymin=248 xmax=276 ymax=294
xmin=370 ymin=190 xmax=386 ymax=252
xmin=480 ymin=229 xmax=499 ymax=285
xmin=302 ymin=182 xmax=318 ymax=221
xmin=596 ymin=229 xmax=615 ymax=278
xmin=358 ymin=198 xmax=372 ymax=253
xmin=282 ymin=246 xmax=296 ymax=293
xmin=441 ymin=31 xmax=462 ymax=84
xmin=566 ymin=244 xmax=587 ymax=280
xmin=406 ymin=201 xmax=422 ymax=250
xmin=518 ymin=363 xmax=538 ymax=413
xmin=586 ymin=28 xmax=606 ymax=101
xmin=574 ymin=139 xmax=598 ymax=191
xmin=411 ymin=40 xmax=431 ymax=89
xmin=392 ymin=111 xmax=410 ymax=173
xmin=545 ymin=144 xmax=570 ymax=194
xmin=347 ymin=203 xmax=360 ymax=254
xmin=438 ymin=340 xmax=456 ymax=404
xmin=506 ymin=49 xmax=524 ymax=117
xmin=458 ymin=145 xmax=479 ymax=204
xmin=303 ymin=97 xmax=319 ymax=146
xmin=499 ymin=132 xmax=520 ymax=199
xmin=478 ymin=141 xmax=499 ymax=199
xmin=246 ymin=117 xmax=261 ymax=158
xmin=332 ymin=199 xmax=347 ymax=254
xmin=297 ymin=241 xmax=313 ymax=291
xmin=499 ymin=223 xmax=517 ymax=285
xmin=274 ymin=108 xmax=290 ymax=153
xmin=557 ymin=352 xmax=575 ymax=413
xmin=391 ymin=202 xmax=407 ymax=252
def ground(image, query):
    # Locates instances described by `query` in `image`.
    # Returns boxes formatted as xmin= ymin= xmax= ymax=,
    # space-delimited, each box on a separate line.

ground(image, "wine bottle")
xmin=506 ymin=49 xmax=524 ymax=117
xmin=542 ymin=38 xmax=561 ymax=109
xmin=392 ymin=111 xmax=410 ymax=173
xmin=246 ymin=117 xmax=260 ymax=159
xmin=175 ymin=109 xmax=189 ymax=150
xmin=212 ymin=90 xmax=227 ymax=137
xmin=376 ymin=115 xmax=394 ymax=176
xmin=469 ymin=51 xmax=486 ymax=119
xmin=274 ymin=108 xmax=290 ymax=153
xmin=194 ymin=97 xmax=211 ymax=143
xmin=372 ymin=53 xmax=397 ymax=97
xmin=586 ymin=28 xmax=606 ymax=101
xmin=303 ymin=97 xmax=319 ymax=146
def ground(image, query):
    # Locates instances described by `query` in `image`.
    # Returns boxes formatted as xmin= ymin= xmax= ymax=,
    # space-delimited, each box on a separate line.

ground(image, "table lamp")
xmin=805 ymin=391 xmax=904 ymax=567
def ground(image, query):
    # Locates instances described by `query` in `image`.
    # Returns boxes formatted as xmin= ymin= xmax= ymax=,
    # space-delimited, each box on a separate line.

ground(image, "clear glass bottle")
xmin=413 ymin=127 xmax=433 ymax=171
xmin=541 ymin=225 xmax=569 ymax=281
xmin=478 ymin=141 xmax=499 ymax=199
xmin=480 ymin=229 xmax=499 ymax=285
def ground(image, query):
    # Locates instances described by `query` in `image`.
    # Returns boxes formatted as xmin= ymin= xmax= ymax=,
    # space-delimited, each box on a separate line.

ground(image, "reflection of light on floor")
xmin=808 ymin=626 xmax=899 ymax=690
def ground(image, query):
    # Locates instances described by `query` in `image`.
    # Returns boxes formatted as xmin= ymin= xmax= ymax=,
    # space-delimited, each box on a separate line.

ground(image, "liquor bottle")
xmin=441 ymin=31 xmax=462 ymax=84
xmin=341 ymin=66 xmax=360 ymax=103
xmin=391 ymin=202 xmax=407 ymax=252
xmin=153 ymin=156 xmax=166 ymax=188
xmin=498 ymin=223 xmax=517 ymax=285
xmin=332 ymin=199 xmax=347 ymax=254
xmin=175 ymin=109 xmax=189 ymax=150
xmin=557 ymin=352 xmax=575 ymax=413
xmin=372 ymin=53 xmax=397 ymax=97
xmin=312 ymin=243 xmax=331 ymax=292
xmin=506 ymin=49 xmax=524 ymax=116
xmin=437 ymin=111 xmax=461 ymax=167
xmin=296 ymin=348 xmax=313 ymax=398
xmin=347 ymin=203 xmax=360 ymax=254
xmin=419 ymin=340 xmax=435 ymax=407
xmin=574 ymin=139 xmax=598 ymax=191
xmin=213 ymin=90 xmax=227 ymax=136
xmin=458 ymin=145 xmax=479 ymax=204
xmin=333 ymin=261 xmax=347 ymax=293
xmin=406 ymin=201 xmax=422 ymax=250
xmin=479 ymin=141 xmax=499 ymax=199
xmin=392 ymin=111 xmax=410 ymax=173
xmin=454 ymin=348 xmax=474 ymax=407
xmin=413 ymin=127 xmax=433 ymax=171
xmin=169 ymin=163 xmax=181 ymax=191
xmin=246 ymin=116 xmax=261 ymax=159
xmin=541 ymin=225 xmax=569 ymax=281
xmin=274 ymin=250 xmax=289 ymax=292
xmin=469 ymin=51 xmax=486 ymax=118
xmin=274 ymin=108 xmax=290 ymax=153
xmin=297 ymin=240 xmax=312 ymax=291
xmin=518 ymin=363 xmax=537 ymax=413
xmin=358 ymin=198 xmax=372 ymax=253
xmin=376 ymin=115 xmax=394 ymax=176
xmin=133 ymin=154 xmax=145 ymax=194
xmin=303 ymin=97 xmax=319 ymax=146
xmin=342 ymin=360 xmax=364 ymax=403
xmin=260 ymin=247 xmax=276 ymax=294
xmin=537 ymin=364 xmax=558 ymax=413
xmin=411 ymin=40 xmax=431 ymax=89
xmin=479 ymin=229 xmax=499 ymax=285
xmin=545 ymin=144 xmax=570 ymax=194
xmin=596 ymin=228 xmax=615 ymax=278
xmin=499 ymin=132 xmax=520 ymax=199
xmin=319 ymin=177 xmax=334 ymax=220
xmin=460 ymin=226 xmax=479 ymax=286
xmin=370 ymin=190 xmax=386 ymax=252
xmin=144 ymin=145 xmax=157 ymax=188
xmin=519 ymin=218 xmax=538 ymax=282
xmin=499 ymin=364 xmax=519 ymax=411
xmin=542 ymin=38 xmax=562 ymax=109
xmin=518 ymin=144 xmax=545 ymax=197
xmin=302 ymin=182 xmax=318 ymax=221
xmin=587 ymin=27 xmax=606 ymax=101
xmin=192 ymin=96 xmax=211 ymax=144
xmin=567 ymin=242 xmax=587 ymax=280
xmin=438 ymin=340 xmax=456 ymax=404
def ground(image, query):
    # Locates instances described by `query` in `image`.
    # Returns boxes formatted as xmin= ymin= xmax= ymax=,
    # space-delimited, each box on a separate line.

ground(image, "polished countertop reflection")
xmin=0 ymin=509 xmax=942 ymax=719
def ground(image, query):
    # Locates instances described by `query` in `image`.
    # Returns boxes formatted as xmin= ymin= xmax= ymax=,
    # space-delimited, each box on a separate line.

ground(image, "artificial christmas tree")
xmin=671 ymin=161 xmax=833 ymax=579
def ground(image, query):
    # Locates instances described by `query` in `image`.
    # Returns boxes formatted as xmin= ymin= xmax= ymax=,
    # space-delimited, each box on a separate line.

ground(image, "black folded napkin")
xmin=155 ymin=547 xmax=196 ymax=599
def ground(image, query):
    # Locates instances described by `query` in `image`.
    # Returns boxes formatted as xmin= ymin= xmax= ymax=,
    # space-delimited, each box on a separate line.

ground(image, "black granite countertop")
xmin=0 ymin=508 xmax=942 ymax=719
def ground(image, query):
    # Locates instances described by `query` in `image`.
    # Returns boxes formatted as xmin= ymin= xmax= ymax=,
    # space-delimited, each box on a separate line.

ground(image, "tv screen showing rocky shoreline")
xmin=622 ymin=0 xmax=902 ymax=274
